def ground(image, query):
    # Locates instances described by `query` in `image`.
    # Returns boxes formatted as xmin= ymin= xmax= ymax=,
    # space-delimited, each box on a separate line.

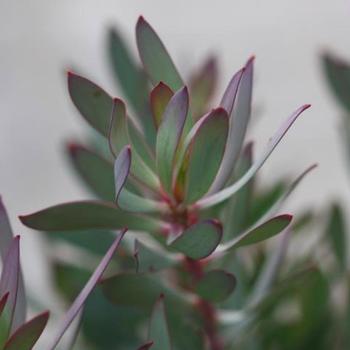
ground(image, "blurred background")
xmin=1 ymin=0 xmax=350 ymax=343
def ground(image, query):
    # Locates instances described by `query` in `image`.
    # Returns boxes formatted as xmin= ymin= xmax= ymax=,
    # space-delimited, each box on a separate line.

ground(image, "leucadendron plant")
xmin=18 ymin=17 xmax=317 ymax=349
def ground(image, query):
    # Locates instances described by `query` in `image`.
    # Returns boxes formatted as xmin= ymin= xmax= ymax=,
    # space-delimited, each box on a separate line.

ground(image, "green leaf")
xmin=108 ymin=28 xmax=156 ymax=146
xmin=3 ymin=311 xmax=49 ymax=350
xmin=325 ymin=203 xmax=347 ymax=271
xmin=150 ymin=82 xmax=174 ymax=129
xmin=68 ymin=143 xmax=115 ymax=201
xmin=169 ymin=220 xmax=222 ymax=260
xmin=182 ymin=108 xmax=228 ymax=204
xmin=19 ymin=201 xmax=162 ymax=232
xmin=196 ymin=270 xmax=236 ymax=302
xmin=219 ymin=214 xmax=292 ymax=251
xmin=68 ymin=72 xmax=112 ymax=136
xmin=156 ymin=87 xmax=189 ymax=194
xmin=323 ymin=53 xmax=350 ymax=113
xmin=148 ymin=295 xmax=172 ymax=350
xmin=136 ymin=16 xmax=183 ymax=91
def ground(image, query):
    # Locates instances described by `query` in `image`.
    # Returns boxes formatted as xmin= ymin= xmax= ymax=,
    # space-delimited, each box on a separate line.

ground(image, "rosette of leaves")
xmin=19 ymin=17 xmax=315 ymax=349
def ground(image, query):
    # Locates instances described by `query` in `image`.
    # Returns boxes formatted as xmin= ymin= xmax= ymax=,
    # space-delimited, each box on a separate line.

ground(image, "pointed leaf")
xmin=150 ymin=82 xmax=174 ymax=128
xmin=198 ymin=104 xmax=311 ymax=208
xmin=19 ymin=201 xmax=162 ymax=232
xmin=156 ymin=87 xmax=189 ymax=194
xmin=68 ymin=72 xmax=112 ymax=136
xmin=0 ymin=199 xmax=26 ymax=331
xmin=3 ymin=311 xmax=49 ymax=350
xmin=190 ymin=56 xmax=218 ymax=120
xmin=136 ymin=17 xmax=183 ymax=90
xmin=148 ymin=295 xmax=172 ymax=350
xmin=196 ymin=270 xmax=236 ymax=303
xmin=219 ymin=214 xmax=292 ymax=252
xmin=181 ymin=108 xmax=229 ymax=204
xmin=169 ymin=220 xmax=222 ymax=260
xmin=48 ymin=229 xmax=126 ymax=350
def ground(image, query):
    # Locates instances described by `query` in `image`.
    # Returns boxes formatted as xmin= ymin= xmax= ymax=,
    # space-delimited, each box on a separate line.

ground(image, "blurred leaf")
xmin=195 ymin=270 xmax=236 ymax=302
xmin=198 ymin=105 xmax=311 ymax=208
xmin=323 ymin=53 xmax=350 ymax=113
xmin=181 ymin=108 xmax=229 ymax=204
xmin=19 ymin=201 xmax=162 ymax=232
xmin=220 ymin=214 xmax=292 ymax=251
xmin=108 ymin=28 xmax=156 ymax=146
xmin=169 ymin=220 xmax=222 ymax=260
xmin=138 ymin=342 xmax=154 ymax=350
xmin=147 ymin=295 xmax=172 ymax=350
xmin=150 ymin=82 xmax=174 ymax=129
xmin=325 ymin=203 xmax=347 ymax=271
xmin=68 ymin=72 xmax=112 ymax=136
xmin=3 ymin=311 xmax=49 ymax=350
xmin=136 ymin=16 xmax=183 ymax=91
xmin=190 ymin=57 xmax=218 ymax=120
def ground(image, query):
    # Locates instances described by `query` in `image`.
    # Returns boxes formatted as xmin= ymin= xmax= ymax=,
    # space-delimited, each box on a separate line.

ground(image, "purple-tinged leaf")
xmin=3 ymin=311 xmax=49 ymax=350
xmin=138 ymin=341 xmax=154 ymax=349
xmin=195 ymin=270 xmax=236 ymax=303
xmin=197 ymin=104 xmax=311 ymax=208
xmin=136 ymin=16 xmax=183 ymax=91
xmin=169 ymin=220 xmax=222 ymax=260
xmin=0 ymin=293 xmax=9 ymax=317
xmin=218 ymin=214 xmax=292 ymax=252
xmin=147 ymin=295 xmax=172 ymax=350
xmin=150 ymin=82 xmax=174 ymax=129
xmin=180 ymin=108 xmax=229 ymax=204
xmin=19 ymin=201 xmax=163 ymax=233
xmin=68 ymin=72 xmax=113 ymax=136
xmin=0 ymin=198 xmax=26 ymax=331
xmin=210 ymin=58 xmax=253 ymax=193
xmin=0 ymin=237 xmax=20 ymax=344
xmin=190 ymin=56 xmax=219 ymax=120
xmin=47 ymin=229 xmax=126 ymax=350
xmin=156 ymin=87 xmax=189 ymax=195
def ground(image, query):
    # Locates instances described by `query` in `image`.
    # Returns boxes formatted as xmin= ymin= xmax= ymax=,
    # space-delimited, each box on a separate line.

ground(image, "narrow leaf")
xmin=197 ymin=104 xmax=311 ymax=208
xmin=47 ymin=229 xmax=126 ymax=350
xmin=196 ymin=270 xmax=236 ymax=303
xmin=148 ymin=295 xmax=172 ymax=350
xmin=219 ymin=214 xmax=292 ymax=252
xmin=136 ymin=16 xmax=183 ymax=90
xmin=156 ymin=87 xmax=189 ymax=194
xmin=19 ymin=201 xmax=162 ymax=232
xmin=169 ymin=220 xmax=222 ymax=260
xmin=3 ymin=311 xmax=49 ymax=350
xmin=150 ymin=82 xmax=174 ymax=128
xmin=68 ymin=72 xmax=112 ymax=136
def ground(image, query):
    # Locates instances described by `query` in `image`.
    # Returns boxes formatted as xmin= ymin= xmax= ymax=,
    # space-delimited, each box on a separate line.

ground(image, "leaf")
xmin=169 ymin=220 xmax=222 ymax=260
xmin=150 ymin=82 xmax=174 ymax=128
xmin=197 ymin=104 xmax=311 ymax=208
xmin=114 ymin=146 xmax=166 ymax=213
xmin=190 ymin=56 xmax=218 ymax=120
xmin=181 ymin=108 xmax=229 ymax=204
xmin=156 ymin=87 xmax=189 ymax=194
xmin=68 ymin=72 xmax=112 ymax=136
xmin=0 ymin=237 xmax=20 ymax=343
xmin=67 ymin=143 xmax=115 ymax=201
xmin=325 ymin=203 xmax=347 ymax=271
xmin=19 ymin=201 xmax=162 ymax=232
xmin=138 ymin=342 xmax=154 ymax=350
xmin=0 ymin=198 xmax=26 ymax=332
xmin=147 ymin=295 xmax=172 ymax=350
xmin=219 ymin=214 xmax=292 ymax=252
xmin=108 ymin=28 xmax=156 ymax=146
xmin=3 ymin=311 xmax=49 ymax=350
xmin=47 ymin=229 xmax=126 ymax=350
xmin=322 ymin=53 xmax=350 ymax=113
xmin=195 ymin=270 xmax=236 ymax=303
xmin=136 ymin=16 xmax=183 ymax=90
xmin=0 ymin=293 xmax=9 ymax=317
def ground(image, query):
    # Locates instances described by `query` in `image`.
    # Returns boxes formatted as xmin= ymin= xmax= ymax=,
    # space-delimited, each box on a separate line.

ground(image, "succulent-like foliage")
xmin=18 ymin=17 xmax=318 ymax=349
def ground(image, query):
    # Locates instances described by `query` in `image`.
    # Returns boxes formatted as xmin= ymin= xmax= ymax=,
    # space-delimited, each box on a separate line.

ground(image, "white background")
xmin=1 ymin=0 xmax=350 ymax=345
